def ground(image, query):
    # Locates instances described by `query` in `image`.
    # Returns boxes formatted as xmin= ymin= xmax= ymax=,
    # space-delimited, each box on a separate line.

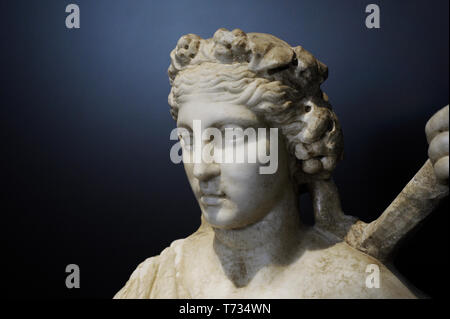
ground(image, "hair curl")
xmin=168 ymin=28 xmax=343 ymax=183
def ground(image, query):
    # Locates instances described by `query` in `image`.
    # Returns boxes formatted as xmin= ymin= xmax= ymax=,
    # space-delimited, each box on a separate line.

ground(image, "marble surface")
xmin=115 ymin=29 xmax=448 ymax=299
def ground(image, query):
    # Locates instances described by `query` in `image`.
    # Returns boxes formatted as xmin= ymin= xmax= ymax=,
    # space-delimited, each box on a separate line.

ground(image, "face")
xmin=176 ymin=95 xmax=292 ymax=230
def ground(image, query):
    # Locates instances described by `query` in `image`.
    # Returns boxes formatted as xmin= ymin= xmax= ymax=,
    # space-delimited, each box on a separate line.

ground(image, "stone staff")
xmin=312 ymin=105 xmax=449 ymax=262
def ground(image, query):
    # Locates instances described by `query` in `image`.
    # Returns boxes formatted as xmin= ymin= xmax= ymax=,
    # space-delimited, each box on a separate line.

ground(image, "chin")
xmin=202 ymin=207 xmax=259 ymax=230
xmin=201 ymin=207 xmax=242 ymax=229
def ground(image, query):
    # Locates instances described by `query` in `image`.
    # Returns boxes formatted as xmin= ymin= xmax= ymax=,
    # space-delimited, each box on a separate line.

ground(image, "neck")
xmin=208 ymin=188 xmax=304 ymax=287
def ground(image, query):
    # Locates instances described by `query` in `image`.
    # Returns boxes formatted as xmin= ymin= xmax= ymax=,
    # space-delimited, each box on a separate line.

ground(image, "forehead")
xmin=177 ymin=96 xmax=262 ymax=129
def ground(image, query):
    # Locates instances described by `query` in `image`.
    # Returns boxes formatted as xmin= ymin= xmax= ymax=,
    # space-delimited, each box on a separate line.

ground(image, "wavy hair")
xmin=168 ymin=29 xmax=344 ymax=184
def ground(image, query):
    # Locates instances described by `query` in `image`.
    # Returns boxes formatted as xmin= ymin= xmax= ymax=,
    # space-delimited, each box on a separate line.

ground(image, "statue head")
xmin=168 ymin=28 xmax=343 ymax=229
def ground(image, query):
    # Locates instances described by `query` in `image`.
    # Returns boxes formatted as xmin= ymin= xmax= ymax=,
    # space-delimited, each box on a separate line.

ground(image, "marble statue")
xmin=114 ymin=29 xmax=449 ymax=299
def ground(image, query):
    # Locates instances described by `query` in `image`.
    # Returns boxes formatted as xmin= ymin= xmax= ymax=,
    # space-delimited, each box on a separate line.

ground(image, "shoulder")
xmin=114 ymin=226 xmax=214 ymax=298
xmin=296 ymin=233 xmax=417 ymax=298
xmin=113 ymin=255 xmax=161 ymax=299
xmin=113 ymin=238 xmax=187 ymax=299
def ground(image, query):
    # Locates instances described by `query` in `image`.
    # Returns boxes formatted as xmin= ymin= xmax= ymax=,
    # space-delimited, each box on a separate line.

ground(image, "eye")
xmin=202 ymin=133 xmax=215 ymax=143
xmin=181 ymin=139 xmax=193 ymax=151
xmin=178 ymin=132 xmax=193 ymax=151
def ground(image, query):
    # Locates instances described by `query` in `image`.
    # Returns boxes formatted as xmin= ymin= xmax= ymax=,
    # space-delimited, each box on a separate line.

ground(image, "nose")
xmin=193 ymin=161 xmax=220 ymax=181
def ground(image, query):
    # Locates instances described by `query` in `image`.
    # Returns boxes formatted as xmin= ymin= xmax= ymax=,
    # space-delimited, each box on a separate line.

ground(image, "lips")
xmin=199 ymin=192 xmax=225 ymax=206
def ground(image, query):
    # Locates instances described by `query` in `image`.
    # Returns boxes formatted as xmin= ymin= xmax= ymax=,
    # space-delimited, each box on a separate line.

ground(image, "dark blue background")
xmin=2 ymin=0 xmax=448 ymax=298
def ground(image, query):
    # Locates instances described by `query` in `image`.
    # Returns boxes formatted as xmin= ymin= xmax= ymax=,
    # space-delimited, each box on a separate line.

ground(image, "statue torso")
xmin=114 ymin=227 xmax=416 ymax=299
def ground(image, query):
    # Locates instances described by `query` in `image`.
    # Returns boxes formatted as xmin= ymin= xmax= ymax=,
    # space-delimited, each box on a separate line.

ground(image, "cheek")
xmin=219 ymin=162 xmax=282 ymax=210
xmin=222 ymin=135 xmax=291 ymax=207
